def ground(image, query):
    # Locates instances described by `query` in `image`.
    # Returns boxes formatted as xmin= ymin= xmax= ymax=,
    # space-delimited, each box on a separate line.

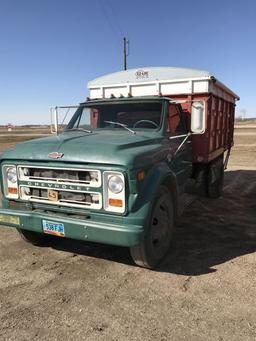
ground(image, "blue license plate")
xmin=42 ymin=220 xmax=65 ymax=237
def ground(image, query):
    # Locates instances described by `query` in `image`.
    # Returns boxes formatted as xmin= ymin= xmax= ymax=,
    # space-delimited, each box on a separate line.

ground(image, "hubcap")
xmin=150 ymin=197 xmax=171 ymax=257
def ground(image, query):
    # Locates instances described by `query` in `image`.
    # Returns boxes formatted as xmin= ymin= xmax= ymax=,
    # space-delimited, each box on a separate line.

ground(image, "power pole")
xmin=240 ymin=109 xmax=246 ymax=121
xmin=123 ymin=37 xmax=129 ymax=70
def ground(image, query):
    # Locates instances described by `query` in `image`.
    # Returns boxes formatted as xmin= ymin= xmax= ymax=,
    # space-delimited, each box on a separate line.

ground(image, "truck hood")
xmin=1 ymin=130 xmax=169 ymax=168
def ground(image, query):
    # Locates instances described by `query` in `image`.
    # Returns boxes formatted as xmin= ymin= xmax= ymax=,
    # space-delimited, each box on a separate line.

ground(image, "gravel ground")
xmin=0 ymin=128 xmax=256 ymax=341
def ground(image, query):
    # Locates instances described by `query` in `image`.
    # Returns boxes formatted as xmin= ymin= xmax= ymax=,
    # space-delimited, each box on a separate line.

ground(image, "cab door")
xmin=165 ymin=103 xmax=192 ymax=186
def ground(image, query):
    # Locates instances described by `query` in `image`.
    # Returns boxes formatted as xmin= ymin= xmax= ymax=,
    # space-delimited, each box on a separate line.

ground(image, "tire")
xmin=130 ymin=185 xmax=174 ymax=269
xmin=186 ymin=164 xmax=208 ymax=197
xmin=17 ymin=228 xmax=57 ymax=246
xmin=207 ymin=157 xmax=224 ymax=198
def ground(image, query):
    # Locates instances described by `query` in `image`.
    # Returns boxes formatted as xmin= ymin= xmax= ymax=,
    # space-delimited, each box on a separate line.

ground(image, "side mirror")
xmin=191 ymin=101 xmax=205 ymax=134
xmin=50 ymin=107 xmax=58 ymax=134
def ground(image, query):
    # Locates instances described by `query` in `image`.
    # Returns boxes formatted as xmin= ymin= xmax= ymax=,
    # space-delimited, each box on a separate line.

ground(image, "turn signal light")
xmin=137 ymin=170 xmax=145 ymax=181
xmin=109 ymin=198 xmax=123 ymax=207
xmin=8 ymin=188 xmax=18 ymax=194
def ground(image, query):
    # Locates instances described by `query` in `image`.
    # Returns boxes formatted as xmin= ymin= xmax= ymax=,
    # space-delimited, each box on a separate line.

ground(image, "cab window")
xmin=166 ymin=104 xmax=186 ymax=134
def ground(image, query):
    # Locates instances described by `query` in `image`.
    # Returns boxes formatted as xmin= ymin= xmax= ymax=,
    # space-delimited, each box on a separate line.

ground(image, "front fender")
xmin=129 ymin=162 xmax=178 ymax=219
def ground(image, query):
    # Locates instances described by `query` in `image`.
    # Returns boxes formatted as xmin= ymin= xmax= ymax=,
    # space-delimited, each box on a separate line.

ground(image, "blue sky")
xmin=0 ymin=0 xmax=255 ymax=124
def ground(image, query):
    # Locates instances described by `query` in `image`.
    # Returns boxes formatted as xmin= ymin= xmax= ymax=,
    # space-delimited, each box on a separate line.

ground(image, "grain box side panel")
xmin=170 ymin=93 xmax=235 ymax=163
xmin=206 ymin=94 xmax=235 ymax=162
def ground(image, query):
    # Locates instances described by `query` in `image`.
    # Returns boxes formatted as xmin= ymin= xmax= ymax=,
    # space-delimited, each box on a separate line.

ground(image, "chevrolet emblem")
xmin=48 ymin=152 xmax=64 ymax=159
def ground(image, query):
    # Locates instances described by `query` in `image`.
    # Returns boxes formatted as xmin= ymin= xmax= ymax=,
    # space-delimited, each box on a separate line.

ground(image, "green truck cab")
xmin=0 ymin=67 xmax=239 ymax=268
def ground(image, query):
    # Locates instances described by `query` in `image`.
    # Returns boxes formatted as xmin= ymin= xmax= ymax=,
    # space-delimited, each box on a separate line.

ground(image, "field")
xmin=0 ymin=124 xmax=256 ymax=340
xmin=0 ymin=126 xmax=50 ymax=152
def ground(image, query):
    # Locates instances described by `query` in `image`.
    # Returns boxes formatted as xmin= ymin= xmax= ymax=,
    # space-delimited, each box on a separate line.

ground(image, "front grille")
xmin=18 ymin=166 xmax=101 ymax=187
xmin=17 ymin=166 xmax=102 ymax=209
xmin=20 ymin=185 xmax=102 ymax=210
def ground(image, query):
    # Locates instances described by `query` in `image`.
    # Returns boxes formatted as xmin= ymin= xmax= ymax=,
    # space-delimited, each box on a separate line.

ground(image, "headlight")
xmin=23 ymin=167 xmax=30 ymax=176
xmin=2 ymin=165 xmax=19 ymax=199
xmin=108 ymin=175 xmax=124 ymax=194
xmin=103 ymin=171 xmax=125 ymax=213
xmin=7 ymin=167 xmax=17 ymax=183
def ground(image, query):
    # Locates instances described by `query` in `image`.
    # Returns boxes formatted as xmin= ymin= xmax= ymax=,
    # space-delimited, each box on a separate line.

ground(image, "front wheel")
xmin=17 ymin=228 xmax=58 ymax=246
xmin=130 ymin=186 xmax=174 ymax=269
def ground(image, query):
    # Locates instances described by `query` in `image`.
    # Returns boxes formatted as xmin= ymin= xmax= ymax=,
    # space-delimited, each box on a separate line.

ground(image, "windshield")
xmin=66 ymin=102 xmax=163 ymax=132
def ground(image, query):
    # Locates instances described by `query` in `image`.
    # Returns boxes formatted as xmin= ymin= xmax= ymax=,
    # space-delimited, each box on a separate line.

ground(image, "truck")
xmin=0 ymin=67 xmax=239 ymax=269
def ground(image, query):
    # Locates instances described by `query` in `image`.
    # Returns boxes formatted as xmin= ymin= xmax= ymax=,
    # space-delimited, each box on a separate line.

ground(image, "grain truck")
xmin=0 ymin=67 xmax=239 ymax=268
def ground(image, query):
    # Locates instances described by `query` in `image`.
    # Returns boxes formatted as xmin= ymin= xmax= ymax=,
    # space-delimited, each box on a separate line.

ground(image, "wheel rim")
xmin=149 ymin=195 xmax=172 ymax=258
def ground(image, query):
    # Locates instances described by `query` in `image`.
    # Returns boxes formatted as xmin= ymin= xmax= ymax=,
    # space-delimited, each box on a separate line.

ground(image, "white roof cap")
xmin=88 ymin=67 xmax=213 ymax=86
xmin=88 ymin=67 xmax=239 ymax=101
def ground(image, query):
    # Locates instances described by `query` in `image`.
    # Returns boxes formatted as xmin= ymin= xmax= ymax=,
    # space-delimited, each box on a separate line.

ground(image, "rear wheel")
xmin=130 ymin=186 xmax=174 ymax=269
xmin=17 ymin=228 xmax=57 ymax=246
xmin=207 ymin=156 xmax=224 ymax=198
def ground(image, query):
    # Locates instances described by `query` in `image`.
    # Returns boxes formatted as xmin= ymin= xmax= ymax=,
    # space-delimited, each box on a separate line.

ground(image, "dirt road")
xmin=0 ymin=128 xmax=256 ymax=341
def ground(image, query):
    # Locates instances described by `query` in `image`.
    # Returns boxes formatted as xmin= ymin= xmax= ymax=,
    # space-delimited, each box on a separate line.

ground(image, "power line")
xmin=98 ymin=0 xmax=122 ymax=41
xmin=98 ymin=0 xmax=130 ymax=69
xmin=107 ymin=0 xmax=124 ymax=37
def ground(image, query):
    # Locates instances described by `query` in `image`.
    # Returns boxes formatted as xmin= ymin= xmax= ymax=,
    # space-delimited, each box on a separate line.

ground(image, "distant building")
xmin=6 ymin=123 xmax=14 ymax=131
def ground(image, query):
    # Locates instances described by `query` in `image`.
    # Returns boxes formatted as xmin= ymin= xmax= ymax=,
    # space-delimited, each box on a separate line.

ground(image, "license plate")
xmin=0 ymin=214 xmax=20 ymax=225
xmin=42 ymin=220 xmax=65 ymax=237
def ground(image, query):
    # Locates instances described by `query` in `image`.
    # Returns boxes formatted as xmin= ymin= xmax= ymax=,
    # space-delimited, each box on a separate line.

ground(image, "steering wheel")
xmin=133 ymin=120 xmax=159 ymax=129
